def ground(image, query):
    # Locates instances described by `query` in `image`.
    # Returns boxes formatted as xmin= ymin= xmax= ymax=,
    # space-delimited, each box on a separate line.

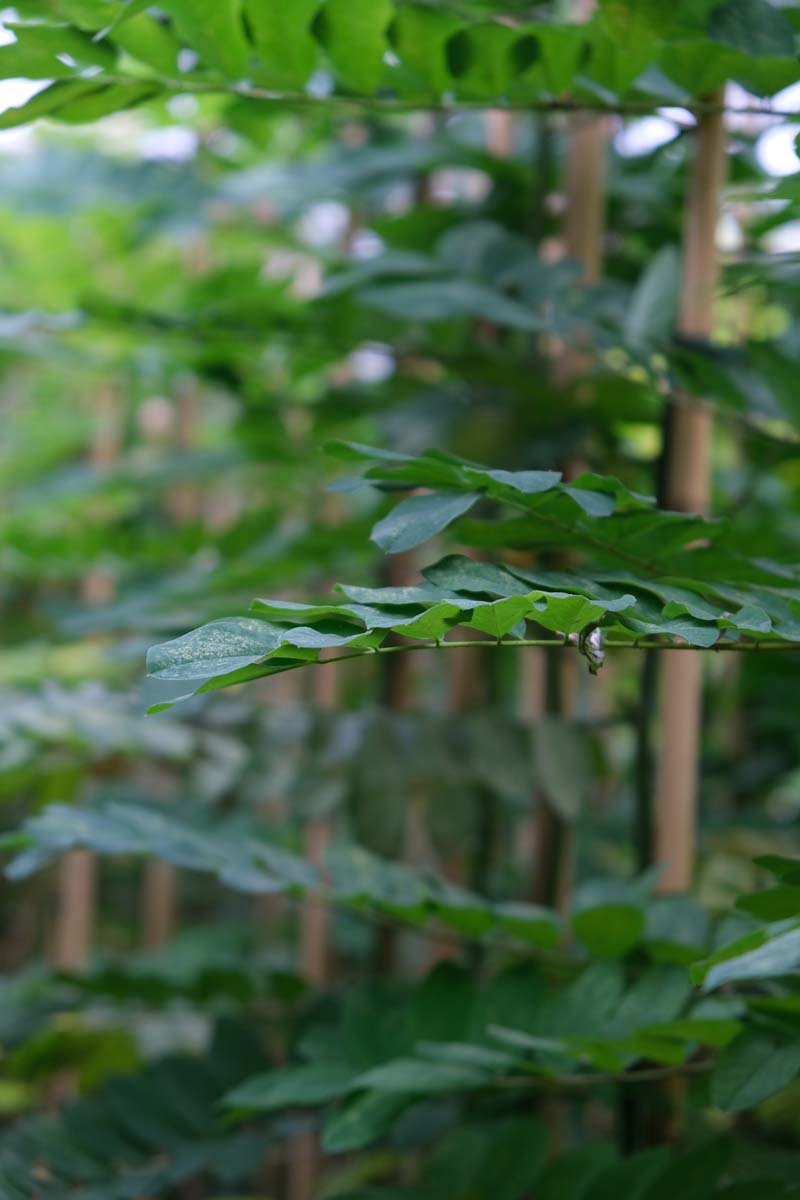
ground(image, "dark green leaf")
xmin=708 ymin=0 xmax=796 ymax=56
xmin=372 ymin=491 xmax=480 ymax=554
xmin=711 ymin=1031 xmax=800 ymax=1112
xmin=224 ymin=1062 xmax=356 ymax=1111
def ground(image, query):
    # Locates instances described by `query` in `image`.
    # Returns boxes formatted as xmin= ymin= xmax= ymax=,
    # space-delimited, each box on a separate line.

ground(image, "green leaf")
xmin=466 ymin=596 xmax=535 ymax=640
xmin=354 ymin=1058 xmax=489 ymax=1095
xmin=58 ymin=0 xmax=127 ymax=31
xmin=708 ymin=0 xmax=796 ymax=57
xmin=360 ymin=279 xmax=542 ymax=329
xmin=109 ymin=13 xmax=184 ymax=76
xmin=639 ymin=1018 xmax=741 ymax=1050
xmin=533 ymin=717 xmax=589 ymax=822
xmin=146 ymin=616 xmax=283 ymax=701
xmin=371 ymin=491 xmax=480 ymax=554
xmin=244 ymin=0 xmax=322 ymax=88
xmin=572 ymin=903 xmax=646 ymax=960
xmin=640 ymin=1140 xmax=730 ymax=1200
xmin=472 ymin=1117 xmax=549 ymax=1200
xmin=158 ymin=0 xmax=250 ymax=78
xmin=583 ymin=1149 xmax=671 ymax=1200
xmin=224 ymin=1062 xmax=356 ymax=1111
xmin=422 ymin=556 xmax=531 ymax=597
xmin=737 ymin=886 xmax=800 ymax=922
xmin=711 ymin=1031 xmax=800 ymax=1112
xmin=535 ymin=1144 xmax=619 ymax=1200
xmin=322 ymin=1092 xmax=410 ymax=1153
xmin=658 ymin=38 xmax=739 ymax=95
xmin=315 ymin=0 xmax=394 ymax=93
xmin=443 ymin=22 xmax=519 ymax=100
xmin=0 ymin=79 xmax=157 ymax=129
xmin=491 ymin=902 xmax=561 ymax=948
xmin=0 ymin=23 xmax=115 ymax=77
xmin=610 ymin=966 xmax=691 ymax=1037
xmin=753 ymin=856 xmax=800 ymax=884
xmin=93 ymin=0 xmax=152 ymax=39
xmin=644 ymin=894 xmax=711 ymax=963
xmin=691 ymin=923 xmax=800 ymax=991
xmin=521 ymin=23 xmax=585 ymax=94
xmin=390 ymin=4 xmax=463 ymax=95
xmin=4 ymin=803 xmax=566 ymax=955
xmin=625 ymin=246 xmax=681 ymax=348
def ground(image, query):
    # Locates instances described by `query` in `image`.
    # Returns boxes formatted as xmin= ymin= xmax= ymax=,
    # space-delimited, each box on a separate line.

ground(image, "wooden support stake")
xmin=288 ymin=657 xmax=338 ymax=1200
xmin=140 ymin=378 xmax=201 ymax=950
xmin=531 ymin=4 xmax=608 ymax=908
xmin=52 ymin=386 xmax=120 ymax=971
xmin=653 ymin=98 xmax=727 ymax=892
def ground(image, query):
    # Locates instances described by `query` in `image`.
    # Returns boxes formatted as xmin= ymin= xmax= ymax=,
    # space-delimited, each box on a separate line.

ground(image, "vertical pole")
xmin=141 ymin=377 xmax=201 ymax=950
xmin=287 ymin=659 xmax=337 ymax=1200
xmin=653 ymin=98 xmax=726 ymax=892
xmin=299 ymin=662 xmax=338 ymax=989
xmin=374 ymin=551 xmax=419 ymax=974
xmin=531 ymin=0 xmax=607 ymax=909
xmin=52 ymin=385 xmax=120 ymax=971
xmin=562 ymin=0 xmax=607 ymax=286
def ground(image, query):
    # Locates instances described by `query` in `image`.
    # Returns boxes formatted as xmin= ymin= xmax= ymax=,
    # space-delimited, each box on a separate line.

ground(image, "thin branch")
xmin=62 ymin=71 xmax=800 ymax=119
xmin=495 ymin=1058 xmax=712 ymax=1092
xmin=309 ymin=636 xmax=800 ymax=675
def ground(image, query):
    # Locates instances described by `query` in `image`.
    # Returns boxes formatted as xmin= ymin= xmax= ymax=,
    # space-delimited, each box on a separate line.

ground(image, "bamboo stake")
xmin=653 ymin=97 xmax=727 ymax=893
xmin=140 ymin=378 xmax=201 ymax=950
xmin=531 ymin=0 xmax=608 ymax=910
xmin=299 ymin=661 xmax=338 ymax=989
xmin=373 ymin=552 xmax=421 ymax=975
xmin=52 ymin=385 xmax=120 ymax=971
xmin=140 ymin=860 xmax=177 ymax=952
xmin=286 ymin=650 xmax=339 ymax=1200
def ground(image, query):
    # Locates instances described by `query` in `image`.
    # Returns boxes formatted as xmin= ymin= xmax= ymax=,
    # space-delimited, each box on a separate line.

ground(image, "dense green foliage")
xmin=2 ymin=1 xmax=800 ymax=1198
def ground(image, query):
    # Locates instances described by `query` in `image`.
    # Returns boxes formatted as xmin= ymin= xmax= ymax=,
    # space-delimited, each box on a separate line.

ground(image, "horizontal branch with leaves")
xmin=145 ymin=443 xmax=800 ymax=709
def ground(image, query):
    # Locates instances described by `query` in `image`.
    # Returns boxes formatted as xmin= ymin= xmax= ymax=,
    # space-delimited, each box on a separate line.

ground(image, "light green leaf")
xmin=158 ymin=0 xmax=250 ymax=78
xmin=147 ymin=617 xmax=284 ymax=682
xmin=390 ymin=3 xmax=463 ymax=95
xmin=0 ymin=80 xmax=151 ymax=129
xmin=0 ymin=23 xmax=115 ymax=77
xmin=522 ymin=23 xmax=585 ymax=95
xmin=444 ymin=22 xmax=519 ymax=100
xmin=692 ymin=923 xmax=800 ymax=990
xmin=244 ymin=0 xmax=322 ymax=88
xmin=315 ymin=0 xmax=394 ymax=93
xmin=110 ymin=13 xmax=184 ymax=75
xmin=467 ymin=596 xmax=537 ymax=640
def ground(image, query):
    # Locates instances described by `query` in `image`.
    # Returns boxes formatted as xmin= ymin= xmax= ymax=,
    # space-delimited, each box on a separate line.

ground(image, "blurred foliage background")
xmin=1 ymin=2 xmax=800 ymax=1197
